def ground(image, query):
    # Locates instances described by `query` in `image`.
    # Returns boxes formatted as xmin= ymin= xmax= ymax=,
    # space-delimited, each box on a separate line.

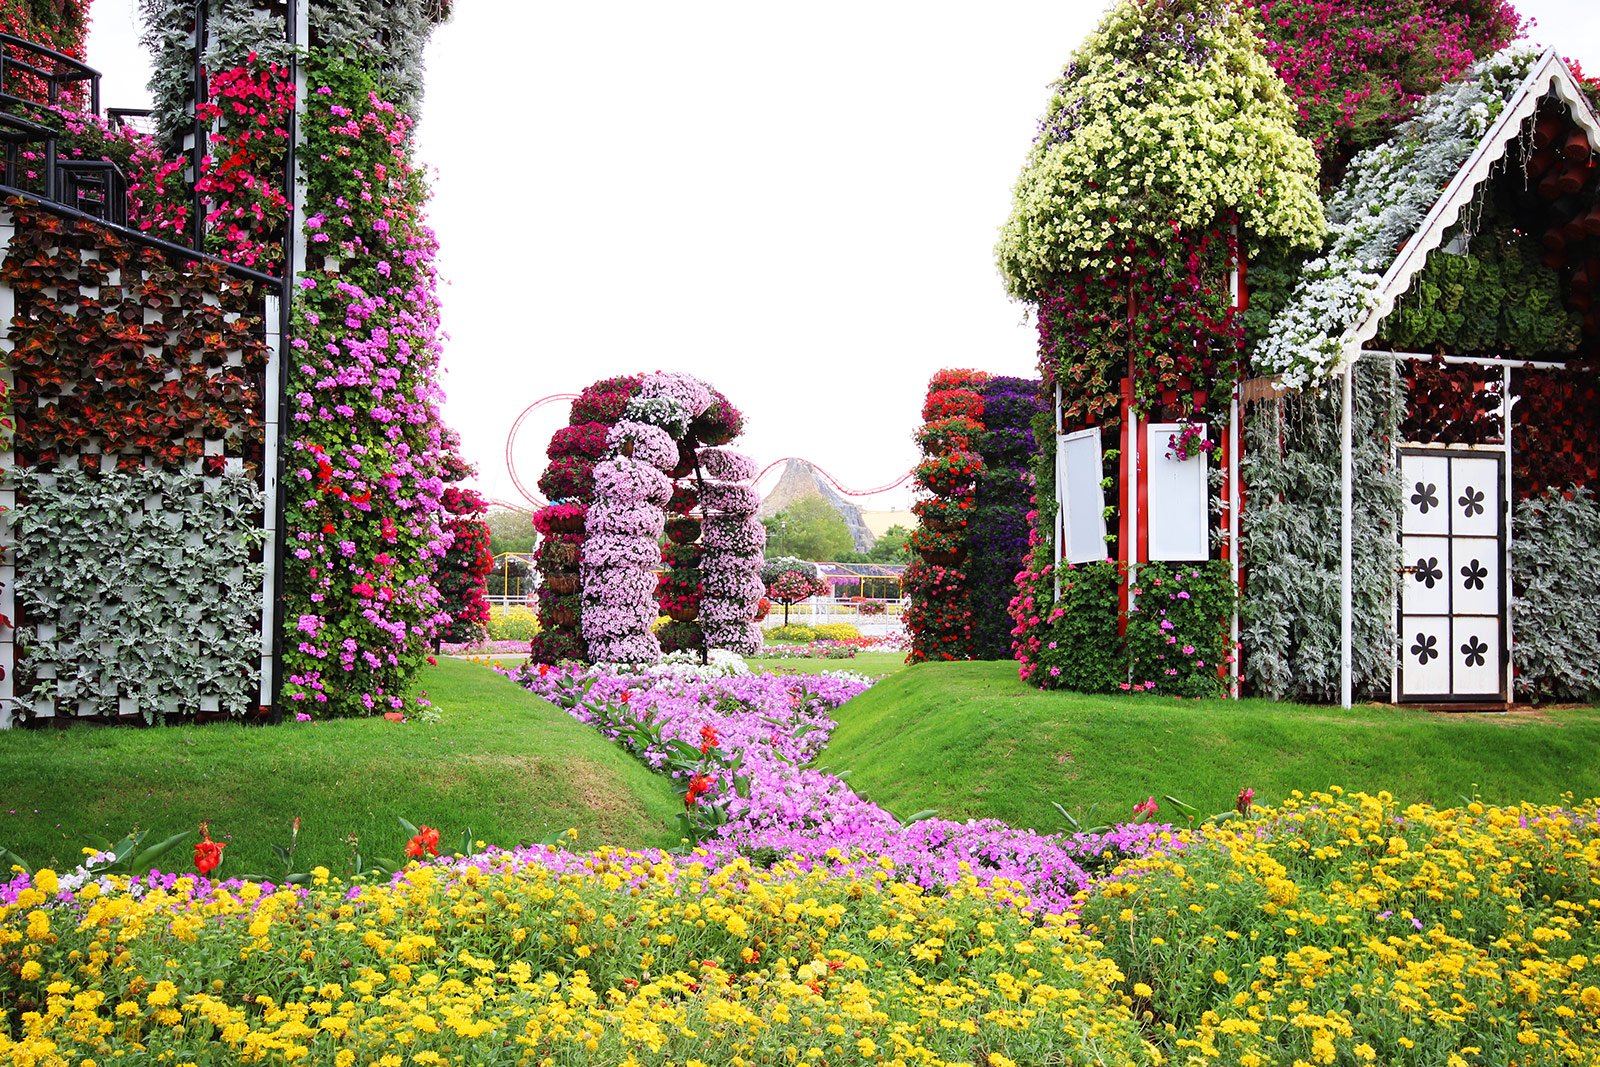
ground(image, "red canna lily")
xmin=194 ymin=821 xmax=225 ymax=876
xmin=404 ymin=825 xmax=441 ymax=859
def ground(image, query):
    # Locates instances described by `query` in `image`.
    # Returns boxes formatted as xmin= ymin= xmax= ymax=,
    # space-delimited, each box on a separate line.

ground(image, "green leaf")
xmin=133 ymin=830 xmax=193 ymax=871
xmin=0 ymin=845 xmax=33 ymax=876
xmin=396 ymin=817 xmax=420 ymax=838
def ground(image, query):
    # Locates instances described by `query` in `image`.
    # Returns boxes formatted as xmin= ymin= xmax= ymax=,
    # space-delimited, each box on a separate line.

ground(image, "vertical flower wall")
xmin=434 ymin=479 xmax=491 ymax=648
xmin=1 ymin=206 xmax=273 ymax=723
xmin=905 ymin=370 xmax=985 ymax=662
xmin=968 ymin=376 xmax=1044 ymax=660
xmin=905 ymin=371 xmax=1044 ymax=663
xmin=697 ymin=446 xmax=764 ymax=656
xmin=137 ymin=0 xmax=457 ymax=717
xmin=531 ymin=375 xmax=643 ymax=663
xmin=282 ymin=52 xmax=451 ymax=715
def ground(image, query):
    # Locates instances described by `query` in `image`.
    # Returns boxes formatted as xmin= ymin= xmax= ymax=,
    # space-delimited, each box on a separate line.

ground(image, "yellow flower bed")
xmin=3 ymin=792 xmax=1597 ymax=1065
xmin=1 ymin=855 xmax=1147 ymax=1066
xmin=1080 ymin=789 xmax=1600 ymax=1066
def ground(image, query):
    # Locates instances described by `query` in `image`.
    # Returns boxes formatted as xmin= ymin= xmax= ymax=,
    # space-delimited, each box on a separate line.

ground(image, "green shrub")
xmin=766 ymin=624 xmax=817 ymax=643
xmin=488 ymin=606 xmax=540 ymax=642
xmin=812 ymin=622 xmax=861 ymax=642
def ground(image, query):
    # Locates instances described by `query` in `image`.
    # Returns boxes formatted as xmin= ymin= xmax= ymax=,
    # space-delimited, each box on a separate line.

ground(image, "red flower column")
xmin=905 ymin=370 xmax=988 ymax=662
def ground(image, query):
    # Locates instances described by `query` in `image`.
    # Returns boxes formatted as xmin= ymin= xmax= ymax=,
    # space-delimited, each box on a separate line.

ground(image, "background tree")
xmin=761 ymin=556 xmax=829 ymax=626
xmin=485 ymin=507 xmax=537 ymax=556
xmin=762 ymin=495 xmax=854 ymax=561
xmin=838 ymin=524 xmax=912 ymax=564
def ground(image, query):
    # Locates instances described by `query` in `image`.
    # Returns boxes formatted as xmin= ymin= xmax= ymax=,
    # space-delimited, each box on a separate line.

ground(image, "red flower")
xmin=684 ymin=774 xmax=714 ymax=809
xmin=1236 ymin=787 xmax=1255 ymax=815
xmin=699 ymin=725 xmax=720 ymax=754
xmin=405 ymin=825 xmax=441 ymax=858
xmin=194 ymin=821 xmax=225 ymax=876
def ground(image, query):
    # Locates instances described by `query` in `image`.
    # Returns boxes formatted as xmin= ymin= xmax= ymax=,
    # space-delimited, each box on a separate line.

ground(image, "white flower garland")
xmin=1256 ymin=45 xmax=1542 ymax=390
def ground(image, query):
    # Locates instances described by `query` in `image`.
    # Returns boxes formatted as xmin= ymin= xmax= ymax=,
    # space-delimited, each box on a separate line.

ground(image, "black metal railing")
xmin=0 ymin=35 xmax=133 ymax=227
xmin=0 ymin=32 xmax=100 ymax=115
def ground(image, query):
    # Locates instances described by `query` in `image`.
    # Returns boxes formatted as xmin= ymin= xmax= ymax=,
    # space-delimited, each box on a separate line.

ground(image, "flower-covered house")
xmin=996 ymin=0 xmax=1598 ymax=707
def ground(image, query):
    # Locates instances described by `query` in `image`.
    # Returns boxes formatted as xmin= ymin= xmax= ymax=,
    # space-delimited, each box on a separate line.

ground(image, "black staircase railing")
xmin=0 ymin=32 xmax=100 ymax=114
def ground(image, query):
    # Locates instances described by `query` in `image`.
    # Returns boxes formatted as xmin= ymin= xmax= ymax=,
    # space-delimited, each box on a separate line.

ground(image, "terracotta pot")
xmin=1534 ymin=113 xmax=1565 ymax=149
xmin=1564 ymin=130 xmax=1591 ymax=163
xmin=545 ymin=573 xmax=580 ymax=595
xmin=666 ymin=605 xmax=700 ymax=622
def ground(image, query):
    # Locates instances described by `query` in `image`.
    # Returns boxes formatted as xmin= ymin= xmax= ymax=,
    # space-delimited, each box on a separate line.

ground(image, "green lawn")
xmin=472 ymin=650 xmax=908 ymax=678
xmin=0 ymin=659 xmax=682 ymax=876
xmin=822 ymin=661 xmax=1600 ymax=831
xmin=744 ymin=651 xmax=906 ymax=677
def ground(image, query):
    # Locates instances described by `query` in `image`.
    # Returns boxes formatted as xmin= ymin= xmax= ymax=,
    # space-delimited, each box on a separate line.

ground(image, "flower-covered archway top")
xmin=579 ymin=373 xmax=763 ymax=665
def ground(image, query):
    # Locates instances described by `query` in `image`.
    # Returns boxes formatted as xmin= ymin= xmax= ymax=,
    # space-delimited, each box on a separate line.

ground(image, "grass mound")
xmin=823 ymin=661 xmax=1600 ymax=827
xmin=0 ymin=660 xmax=683 ymax=874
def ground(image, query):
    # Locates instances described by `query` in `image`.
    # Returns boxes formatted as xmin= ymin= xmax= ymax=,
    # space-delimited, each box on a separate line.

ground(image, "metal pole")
xmin=1053 ymin=380 xmax=1062 ymax=602
xmin=1228 ymin=240 xmax=1242 ymax=699
xmin=1502 ymin=364 xmax=1515 ymax=703
xmin=1340 ymin=360 xmax=1355 ymax=709
xmin=267 ymin=0 xmax=304 ymax=719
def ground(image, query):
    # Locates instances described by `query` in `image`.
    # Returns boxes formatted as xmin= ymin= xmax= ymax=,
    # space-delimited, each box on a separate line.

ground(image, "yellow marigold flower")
xmin=33 ymin=869 xmax=59 ymax=895
xmin=1580 ymin=986 xmax=1600 ymax=1011
xmin=334 ymin=1053 xmax=355 ymax=1067
xmin=1133 ymin=982 xmax=1153 ymax=998
xmin=1213 ymin=969 xmax=1229 ymax=984
xmin=20 ymin=960 xmax=42 ymax=981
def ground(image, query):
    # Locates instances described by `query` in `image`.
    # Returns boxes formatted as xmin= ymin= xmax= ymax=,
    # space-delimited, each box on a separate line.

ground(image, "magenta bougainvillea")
xmin=279 ymin=57 xmax=452 ymax=716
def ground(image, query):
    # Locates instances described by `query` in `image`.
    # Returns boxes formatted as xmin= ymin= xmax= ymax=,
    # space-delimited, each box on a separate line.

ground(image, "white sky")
xmin=84 ymin=1 xmax=1600 ymax=513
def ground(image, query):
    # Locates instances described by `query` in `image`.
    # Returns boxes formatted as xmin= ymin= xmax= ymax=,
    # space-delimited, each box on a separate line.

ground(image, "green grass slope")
xmin=0 ymin=660 xmax=682 ymax=874
xmin=824 ymin=661 xmax=1600 ymax=830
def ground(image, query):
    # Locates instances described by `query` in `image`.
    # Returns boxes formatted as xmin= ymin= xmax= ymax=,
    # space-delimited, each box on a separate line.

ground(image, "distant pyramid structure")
xmin=758 ymin=460 xmax=873 ymax=552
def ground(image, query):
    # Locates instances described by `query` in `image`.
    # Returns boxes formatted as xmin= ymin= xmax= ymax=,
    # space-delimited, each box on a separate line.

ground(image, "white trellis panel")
xmin=1146 ymin=423 xmax=1209 ymax=562
xmin=1056 ymin=428 xmax=1107 ymax=566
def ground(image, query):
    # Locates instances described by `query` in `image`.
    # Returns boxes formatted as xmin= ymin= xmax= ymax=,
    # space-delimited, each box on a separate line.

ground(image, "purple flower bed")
xmin=510 ymin=661 xmax=1177 ymax=913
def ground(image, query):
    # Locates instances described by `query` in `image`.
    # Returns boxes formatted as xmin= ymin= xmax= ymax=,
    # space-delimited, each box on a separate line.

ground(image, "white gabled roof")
xmin=1349 ymin=49 xmax=1600 ymax=355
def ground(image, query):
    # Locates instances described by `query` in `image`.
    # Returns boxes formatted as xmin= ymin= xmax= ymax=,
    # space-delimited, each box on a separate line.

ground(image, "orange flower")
xmin=194 ymin=821 xmax=225 ymax=876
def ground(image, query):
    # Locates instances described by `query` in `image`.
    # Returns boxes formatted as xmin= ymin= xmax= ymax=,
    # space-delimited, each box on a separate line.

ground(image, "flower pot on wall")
xmin=666 ymin=605 xmax=700 ymax=622
xmin=922 ymin=546 xmax=967 ymax=567
xmin=545 ymin=573 xmax=580 ymax=595
xmin=547 ymin=606 xmax=577 ymax=628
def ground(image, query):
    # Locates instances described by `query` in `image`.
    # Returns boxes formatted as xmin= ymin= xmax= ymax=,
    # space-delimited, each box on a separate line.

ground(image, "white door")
xmin=1397 ymin=449 xmax=1507 ymax=702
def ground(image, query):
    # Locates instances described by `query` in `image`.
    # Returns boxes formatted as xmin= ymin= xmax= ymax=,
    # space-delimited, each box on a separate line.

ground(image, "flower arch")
xmin=531 ymin=373 xmax=759 ymax=664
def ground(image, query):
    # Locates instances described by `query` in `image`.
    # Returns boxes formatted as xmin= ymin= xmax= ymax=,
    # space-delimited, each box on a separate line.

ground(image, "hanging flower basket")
xmin=666 ymin=516 xmax=702 ymax=544
xmin=546 ymin=605 xmax=578 ymax=628
xmin=545 ymin=573 xmax=580 ymax=595
xmin=542 ymin=541 xmax=579 ymax=568
xmin=666 ymin=604 xmax=700 ymax=622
